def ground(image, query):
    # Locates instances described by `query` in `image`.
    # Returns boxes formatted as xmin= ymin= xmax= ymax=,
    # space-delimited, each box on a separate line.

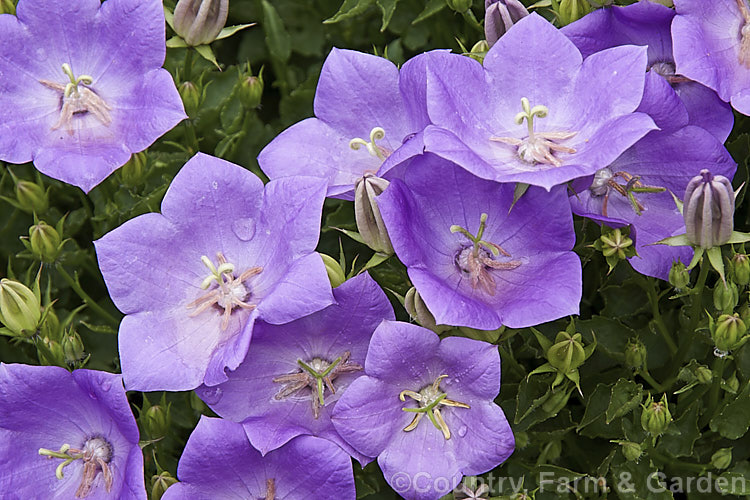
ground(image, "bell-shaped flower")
xmin=95 ymin=153 xmax=334 ymax=392
xmin=195 ymin=272 xmax=393 ymax=464
xmin=258 ymin=48 xmax=431 ymax=200
xmin=684 ymin=170 xmax=735 ymax=249
xmin=0 ymin=364 xmax=145 ymax=499
xmin=332 ymin=321 xmax=515 ymax=500
xmin=563 ymin=1 xmax=733 ymax=142
xmin=162 ymin=416 xmax=355 ymax=500
xmin=0 ymin=0 xmax=186 ymax=192
xmin=378 ymin=152 xmax=581 ymax=331
xmin=672 ymin=0 xmax=750 ymax=116
xmin=402 ymin=13 xmax=656 ymax=191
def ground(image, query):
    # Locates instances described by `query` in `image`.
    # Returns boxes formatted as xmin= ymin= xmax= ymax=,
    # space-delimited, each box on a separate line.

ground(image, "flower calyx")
xmin=272 ymin=351 xmax=362 ymax=419
xmin=38 ymin=437 xmax=113 ymax=498
xmin=187 ymin=252 xmax=262 ymax=330
xmin=350 ymin=127 xmax=389 ymax=161
xmin=39 ymin=64 xmax=112 ymax=134
xmin=590 ymin=226 xmax=636 ymax=274
xmin=451 ymin=213 xmax=522 ymax=295
xmin=589 ymin=167 xmax=666 ymax=217
xmin=528 ymin=319 xmax=596 ymax=395
xmin=399 ymin=374 xmax=470 ymax=440
xmin=491 ymin=97 xmax=577 ymax=167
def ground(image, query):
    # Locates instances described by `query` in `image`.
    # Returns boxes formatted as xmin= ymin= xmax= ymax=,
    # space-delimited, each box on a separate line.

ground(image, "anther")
xmin=349 ymin=127 xmax=388 ymax=160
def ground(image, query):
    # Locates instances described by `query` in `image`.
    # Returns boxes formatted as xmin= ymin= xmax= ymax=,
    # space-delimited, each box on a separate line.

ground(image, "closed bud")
xmin=619 ymin=441 xmax=643 ymax=462
xmin=0 ymin=279 xmax=41 ymax=337
xmin=484 ymin=0 xmax=528 ymax=47
xmin=726 ymin=373 xmax=740 ymax=393
xmin=40 ymin=307 xmax=61 ymax=342
xmin=468 ymin=40 xmax=489 ymax=63
xmin=0 ymin=0 xmax=16 ymax=15
xmin=740 ymin=303 xmax=750 ymax=323
xmin=405 ymin=287 xmax=450 ymax=334
xmin=15 ymin=180 xmax=48 ymax=214
xmin=446 ymin=0 xmax=473 ymax=12
xmin=546 ymin=330 xmax=586 ymax=373
xmin=38 ymin=337 xmax=64 ymax=366
xmin=713 ymin=282 xmax=739 ymax=312
xmin=238 ymin=66 xmax=264 ymax=110
xmin=151 ymin=471 xmax=178 ymax=500
xmin=711 ymin=448 xmax=732 ymax=470
xmin=541 ymin=387 xmax=571 ymax=415
xmin=669 ymin=261 xmax=690 ymax=291
xmin=695 ymin=365 xmax=713 ymax=384
xmin=641 ymin=394 xmax=672 ymax=437
xmin=731 ymin=254 xmax=750 ymax=286
xmin=684 ymin=170 xmax=734 ymax=248
xmin=173 ymin=0 xmax=228 ymax=46
xmin=624 ymin=338 xmax=647 ymax=370
xmin=320 ymin=253 xmax=345 ymax=288
xmin=144 ymin=404 xmax=171 ymax=439
xmin=179 ymin=81 xmax=202 ymax=118
xmin=554 ymin=0 xmax=591 ymax=26
xmin=29 ymin=221 xmax=62 ymax=262
xmin=62 ymin=330 xmax=86 ymax=366
xmin=712 ymin=313 xmax=747 ymax=352
xmin=354 ymin=174 xmax=394 ymax=255
xmin=120 ymin=152 xmax=148 ymax=187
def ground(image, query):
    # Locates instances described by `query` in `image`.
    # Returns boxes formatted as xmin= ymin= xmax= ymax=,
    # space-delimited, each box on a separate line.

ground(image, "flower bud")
xmin=405 ymin=287 xmax=451 ymax=334
xmin=624 ymin=338 xmax=647 ymax=371
xmin=726 ymin=373 xmax=740 ymax=393
xmin=151 ymin=471 xmax=178 ymax=500
xmin=62 ymin=330 xmax=86 ymax=366
xmin=684 ymin=170 xmax=734 ymax=248
xmin=37 ymin=337 xmax=65 ymax=366
xmin=144 ymin=404 xmax=171 ymax=439
xmin=320 ymin=253 xmax=345 ymax=288
xmin=173 ymin=0 xmax=228 ymax=46
xmin=484 ymin=0 xmax=528 ymax=47
xmin=695 ymin=365 xmax=713 ymax=384
xmin=354 ymin=174 xmax=394 ymax=255
xmin=120 ymin=151 xmax=148 ymax=187
xmin=238 ymin=67 xmax=264 ymax=110
xmin=40 ymin=307 xmax=61 ymax=342
xmin=731 ymin=254 xmax=750 ymax=286
xmin=15 ymin=180 xmax=48 ymax=214
xmin=713 ymin=282 xmax=739 ymax=312
xmin=546 ymin=330 xmax=586 ymax=373
xmin=619 ymin=441 xmax=643 ymax=462
xmin=179 ymin=81 xmax=202 ymax=118
xmin=711 ymin=448 xmax=732 ymax=470
xmin=669 ymin=261 xmax=690 ymax=291
xmin=446 ymin=0 xmax=473 ymax=12
xmin=468 ymin=40 xmax=489 ymax=63
xmin=541 ymin=387 xmax=571 ymax=415
xmin=712 ymin=313 xmax=747 ymax=351
xmin=0 ymin=279 xmax=41 ymax=337
xmin=554 ymin=0 xmax=592 ymax=26
xmin=641 ymin=394 xmax=672 ymax=437
xmin=0 ymin=0 xmax=16 ymax=15
xmin=28 ymin=221 xmax=62 ymax=263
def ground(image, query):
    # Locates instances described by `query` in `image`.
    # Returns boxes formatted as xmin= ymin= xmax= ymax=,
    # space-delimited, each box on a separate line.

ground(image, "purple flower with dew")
xmin=562 ymin=1 xmax=734 ymax=142
xmin=378 ymin=153 xmax=581 ymax=331
xmin=195 ymin=272 xmax=394 ymax=463
xmin=257 ymin=48 xmax=431 ymax=200
xmin=406 ymin=13 xmax=656 ymax=191
xmin=0 ymin=364 xmax=144 ymax=499
xmin=0 ymin=0 xmax=186 ymax=193
xmin=95 ymin=153 xmax=334 ymax=392
xmin=570 ymin=125 xmax=736 ymax=280
xmin=162 ymin=416 xmax=355 ymax=500
xmin=332 ymin=321 xmax=514 ymax=500
xmin=672 ymin=0 xmax=750 ymax=116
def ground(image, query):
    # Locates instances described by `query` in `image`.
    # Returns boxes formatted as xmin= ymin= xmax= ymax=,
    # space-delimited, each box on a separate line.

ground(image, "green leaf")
xmin=375 ymin=0 xmax=398 ymax=31
xmin=509 ymin=182 xmax=530 ymax=213
xmin=323 ymin=0 xmax=375 ymax=24
xmin=194 ymin=45 xmax=219 ymax=69
xmin=578 ymin=384 xmax=610 ymax=431
xmin=659 ymin=402 xmax=699 ymax=457
xmin=261 ymin=0 xmax=291 ymax=63
xmin=718 ymin=462 xmax=750 ymax=495
xmin=710 ymin=382 xmax=750 ymax=439
xmin=606 ymin=379 xmax=643 ymax=424
xmin=214 ymin=23 xmax=256 ymax=41
xmin=412 ymin=0 xmax=445 ymax=24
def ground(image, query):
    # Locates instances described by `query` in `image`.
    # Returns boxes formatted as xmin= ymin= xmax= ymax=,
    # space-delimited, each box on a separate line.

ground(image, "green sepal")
xmin=727 ymin=231 xmax=750 ymax=244
xmin=530 ymin=327 xmax=553 ymax=353
xmin=654 ymin=233 xmax=692 ymax=247
xmin=215 ymin=24 xmax=256 ymax=41
xmin=707 ymin=246 xmax=726 ymax=283
xmin=166 ymin=36 xmax=187 ymax=48
xmin=687 ymin=247 xmax=704 ymax=270
xmin=361 ymin=252 xmax=390 ymax=271
xmin=509 ymin=183 xmax=530 ymax=213
xmin=332 ymin=227 xmax=366 ymax=245
xmin=194 ymin=45 xmax=219 ymax=69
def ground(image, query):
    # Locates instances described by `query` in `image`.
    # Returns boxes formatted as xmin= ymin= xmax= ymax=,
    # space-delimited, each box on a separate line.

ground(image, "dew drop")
xmin=457 ymin=425 xmax=468 ymax=437
xmin=198 ymin=386 xmax=223 ymax=405
xmin=231 ymin=218 xmax=256 ymax=241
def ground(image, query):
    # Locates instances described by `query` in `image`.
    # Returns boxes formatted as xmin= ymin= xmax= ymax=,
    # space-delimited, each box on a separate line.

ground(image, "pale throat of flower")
xmin=738 ymin=0 xmax=750 ymax=68
xmin=38 ymin=436 xmax=113 ymax=499
xmin=272 ymin=351 xmax=362 ymax=419
xmin=648 ymin=61 xmax=691 ymax=85
xmin=490 ymin=97 xmax=577 ymax=167
xmin=38 ymin=63 xmax=112 ymax=135
xmin=588 ymin=167 xmax=666 ymax=217
xmin=399 ymin=374 xmax=470 ymax=440
xmin=186 ymin=252 xmax=262 ymax=331
xmin=451 ymin=213 xmax=522 ymax=296
xmin=349 ymin=127 xmax=391 ymax=161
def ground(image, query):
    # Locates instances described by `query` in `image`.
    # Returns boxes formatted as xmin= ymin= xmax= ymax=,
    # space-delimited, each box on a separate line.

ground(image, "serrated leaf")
xmin=324 ymin=0 xmax=375 ymax=24
xmin=375 ymin=0 xmax=398 ymax=31
xmin=606 ymin=379 xmax=643 ymax=423
xmin=578 ymin=384 xmax=610 ymax=431
xmin=710 ymin=383 xmax=750 ymax=439
xmin=261 ymin=0 xmax=291 ymax=63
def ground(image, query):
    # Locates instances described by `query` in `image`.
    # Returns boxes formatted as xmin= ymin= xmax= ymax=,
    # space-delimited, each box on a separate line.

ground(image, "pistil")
xmin=39 ymin=63 xmax=112 ymax=134
xmin=38 ymin=437 xmax=113 ymax=498
xmin=349 ymin=127 xmax=389 ymax=160
xmin=399 ymin=374 xmax=470 ymax=440
xmin=589 ymin=167 xmax=666 ymax=217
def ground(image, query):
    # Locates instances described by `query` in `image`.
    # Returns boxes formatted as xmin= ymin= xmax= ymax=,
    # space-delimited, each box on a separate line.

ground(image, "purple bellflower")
xmin=0 ymin=0 xmax=186 ymax=192
xmin=95 ymin=153 xmax=334 ymax=392
xmin=377 ymin=153 xmax=581 ymax=331
xmin=162 ymin=416 xmax=355 ymax=500
xmin=563 ymin=1 xmax=734 ymax=142
xmin=672 ymin=0 xmax=750 ymax=116
xmin=404 ymin=13 xmax=656 ymax=191
xmin=258 ymin=48 xmax=430 ymax=200
xmin=332 ymin=321 xmax=514 ymax=500
xmin=195 ymin=272 xmax=394 ymax=463
xmin=0 ymin=364 xmax=145 ymax=499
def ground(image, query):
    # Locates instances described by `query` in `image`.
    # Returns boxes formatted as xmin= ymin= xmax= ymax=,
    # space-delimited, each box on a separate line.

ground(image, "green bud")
xmin=541 ymin=387 xmax=571 ymax=415
xmin=711 ymin=448 xmax=732 ymax=470
xmin=144 ymin=404 xmax=171 ymax=439
xmin=119 ymin=151 xmax=148 ymax=187
xmin=40 ymin=307 xmax=61 ymax=342
xmin=0 ymin=0 xmax=16 ymax=15
xmin=514 ymin=431 xmax=529 ymax=449
xmin=320 ymin=254 xmax=345 ymax=288
xmin=546 ymin=330 xmax=586 ymax=373
xmin=151 ymin=471 xmax=178 ymax=500
xmin=446 ymin=0 xmax=473 ymax=12
xmin=179 ymin=81 xmax=202 ymax=118
xmin=624 ymin=338 xmax=647 ymax=370
xmin=731 ymin=254 xmax=750 ymax=286
xmin=641 ymin=394 xmax=672 ymax=437
xmin=0 ymin=279 xmax=41 ymax=337
xmin=15 ymin=180 xmax=48 ymax=214
xmin=712 ymin=313 xmax=747 ymax=352
xmin=28 ymin=221 xmax=62 ymax=262
xmin=62 ymin=330 xmax=86 ymax=366
xmin=38 ymin=337 xmax=65 ymax=366
xmin=713 ymin=282 xmax=739 ymax=312
xmin=668 ymin=261 xmax=690 ymax=291
xmin=725 ymin=373 xmax=740 ymax=393
xmin=554 ymin=0 xmax=592 ymax=26
xmin=468 ymin=40 xmax=489 ymax=63
xmin=404 ymin=287 xmax=450 ymax=334
xmin=619 ymin=441 xmax=643 ymax=462
xmin=695 ymin=365 xmax=713 ymax=385
xmin=238 ymin=66 xmax=264 ymax=110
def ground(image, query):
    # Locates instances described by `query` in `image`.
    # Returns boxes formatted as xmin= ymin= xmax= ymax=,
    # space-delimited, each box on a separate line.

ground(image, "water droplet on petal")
xmin=231 ymin=218 xmax=255 ymax=241
xmin=199 ymin=386 xmax=223 ymax=405
xmin=457 ymin=425 xmax=468 ymax=437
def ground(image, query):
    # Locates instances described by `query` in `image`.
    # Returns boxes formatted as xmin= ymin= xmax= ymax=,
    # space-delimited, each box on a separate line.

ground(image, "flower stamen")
xmin=349 ymin=127 xmax=389 ymax=161
xmin=38 ymin=437 xmax=113 ymax=498
xmin=39 ymin=63 xmax=112 ymax=134
xmin=399 ymin=374 xmax=470 ymax=440
xmin=589 ymin=167 xmax=666 ymax=217
xmin=264 ymin=478 xmax=276 ymax=500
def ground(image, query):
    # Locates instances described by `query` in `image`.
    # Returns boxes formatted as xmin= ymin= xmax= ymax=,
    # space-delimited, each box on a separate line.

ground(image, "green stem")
xmin=183 ymin=48 xmax=194 ymax=82
xmin=55 ymin=263 xmax=119 ymax=328
xmin=670 ymin=258 xmax=711 ymax=375
xmin=185 ymin=121 xmax=200 ymax=153
xmin=647 ymin=447 xmax=707 ymax=473
xmin=645 ymin=280 xmax=677 ymax=355
xmin=702 ymin=356 xmax=727 ymax=427
xmin=638 ymin=368 xmax=666 ymax=392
